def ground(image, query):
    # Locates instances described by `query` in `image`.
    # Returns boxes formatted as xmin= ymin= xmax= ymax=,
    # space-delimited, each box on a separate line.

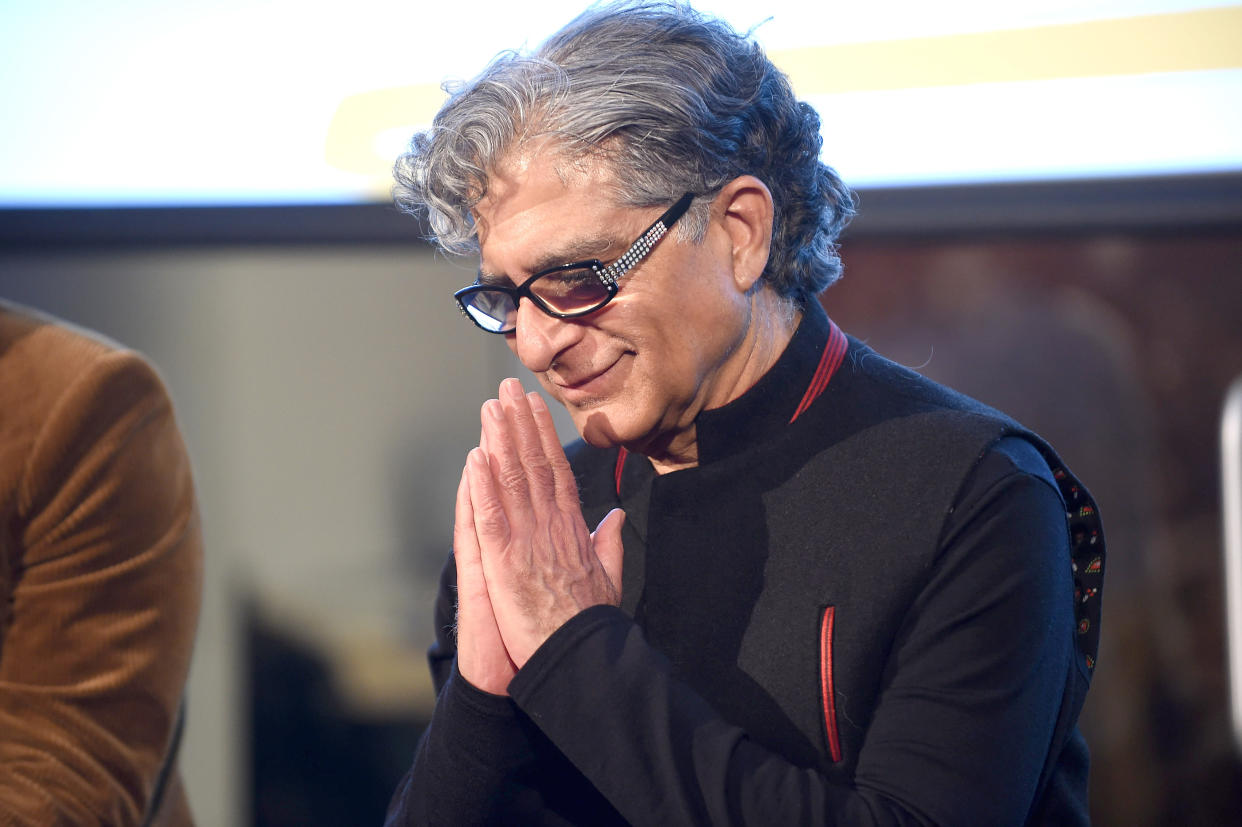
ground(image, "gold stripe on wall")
xmin=772 ymin=5 xmax=1242 ymax=95
xmin=325 ymin=5 xmax=1242 ymax=178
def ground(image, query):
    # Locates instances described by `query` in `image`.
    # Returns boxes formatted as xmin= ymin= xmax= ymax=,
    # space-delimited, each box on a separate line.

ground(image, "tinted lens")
xmin=529 ymin=268 xmax=610 ymax=314
xmin=463 ymin=290 xmax=517 ymax=332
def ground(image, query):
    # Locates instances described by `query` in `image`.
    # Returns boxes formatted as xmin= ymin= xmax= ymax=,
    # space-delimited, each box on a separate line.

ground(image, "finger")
xmin=453 ymin=462 xmax=517 ymax=692
xmin=480 ymin=394 xmax=537 ymax=526
xmin=454 ymin=464 xmax=481 ymax=578
xmin=479 ymin=399 xmax=490 ymax=454
xmin=591 ymin=508 xmax=627 ymax=600
xmin=467 ymin=445 xmax=512 ymax=549
xmin=499 ymin=378 xmax=557 ymax=508
xmin=453 ymin=463 xmax=490 ymax=606
xmin=528 ymin=390 xmax=582 ymax=514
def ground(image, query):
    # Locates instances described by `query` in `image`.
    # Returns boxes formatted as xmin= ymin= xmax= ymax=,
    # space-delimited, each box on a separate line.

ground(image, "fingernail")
xmin=503 ymin=378 xmax=524 ymax=400
xmin=527 ymin=392 xmax=547 ymax=412
xmin=485 ymin=399 xmax=503 ymax=420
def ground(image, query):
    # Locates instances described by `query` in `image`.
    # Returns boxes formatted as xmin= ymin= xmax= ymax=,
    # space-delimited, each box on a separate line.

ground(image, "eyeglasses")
xmin=454 ymin=192 xmax=695 ymax=334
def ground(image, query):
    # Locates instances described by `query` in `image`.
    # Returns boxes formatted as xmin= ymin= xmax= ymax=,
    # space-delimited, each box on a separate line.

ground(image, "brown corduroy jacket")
xmin=0 ymin=302 xmax=202 ymax=826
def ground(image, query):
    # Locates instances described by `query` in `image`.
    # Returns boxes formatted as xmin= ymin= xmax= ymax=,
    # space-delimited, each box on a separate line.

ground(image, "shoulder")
xmin=788 ymin=336 xmax=1086 ymax=555
xmin=960 ymin=436 xmax=1061 ymax=502
xmin=837 ymin=337 xmax=1017 ymax=425
xmin=805 ymin=337 xmax=1062 ymax=476
xmin=1 ymin=300 xmax=128 ymax=364
xmin=2 ymin=305 xmax=176 ymax=469
xmin=787 ymin=340 xmax=1020 ymax=490
xmin=0 ymin=301 xmax=171 ymax=432
xmin=0 ymin=304 xmax=191 ymax=554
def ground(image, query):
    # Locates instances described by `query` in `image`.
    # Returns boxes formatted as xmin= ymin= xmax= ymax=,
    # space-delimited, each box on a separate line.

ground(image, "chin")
xmin=575 ymin=405 xmax=642 ymax=450
xmin=575 ymin=410 xmax=619 ymax=448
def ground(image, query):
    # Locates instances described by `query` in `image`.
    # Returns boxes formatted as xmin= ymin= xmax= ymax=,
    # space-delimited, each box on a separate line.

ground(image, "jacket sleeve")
xmin=505 ymin=446 xmax=1083 ymax=826
xmin=386 ymin=439 xmax=648 ymax=825
xmin=383 ymin=555 xmax=526 ymax=826
xmin=0 ymin=350 xmax=203 ymax=826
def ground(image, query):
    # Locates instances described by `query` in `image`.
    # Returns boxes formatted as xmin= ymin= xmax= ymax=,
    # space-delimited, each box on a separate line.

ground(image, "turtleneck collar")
xmin=614 ymin=300 xmax=846 ymax=492
xmin=692 ymin=300 xmax=845 ymax=467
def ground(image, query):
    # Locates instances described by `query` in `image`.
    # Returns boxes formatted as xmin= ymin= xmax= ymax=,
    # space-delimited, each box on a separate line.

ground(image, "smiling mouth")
xmin=552 ymin=354 xmax=629 ymax=402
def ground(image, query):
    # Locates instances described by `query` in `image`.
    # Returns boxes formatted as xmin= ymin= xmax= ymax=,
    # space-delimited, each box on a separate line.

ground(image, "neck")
xmin=645 ymin=290 xmax=801 ymax=475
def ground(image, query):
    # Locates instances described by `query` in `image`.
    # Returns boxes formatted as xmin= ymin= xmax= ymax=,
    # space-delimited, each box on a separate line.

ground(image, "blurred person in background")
xmin=0 ymin=300 xmax=203 ymax=825
xmin=386 ymin=2 xmax=1105 ymax=824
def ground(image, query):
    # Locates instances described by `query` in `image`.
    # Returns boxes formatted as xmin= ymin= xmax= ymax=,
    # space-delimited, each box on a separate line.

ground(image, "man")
xmin=0 ymin=300 xmax=203 ymax=825
xmin=387 ymin=2 xmax=1104 ymax=824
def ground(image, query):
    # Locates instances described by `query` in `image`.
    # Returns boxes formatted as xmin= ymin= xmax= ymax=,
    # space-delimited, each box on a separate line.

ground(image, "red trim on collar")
xmin=611 ymin=321 xmax=846 ymax=490
xmin=790 ymin=320 xmax=847 ymax=424
xmin=611 ymin=315 xmax=844 ymax=484
xmin=614 ymin=446 xmax=628 ymax=496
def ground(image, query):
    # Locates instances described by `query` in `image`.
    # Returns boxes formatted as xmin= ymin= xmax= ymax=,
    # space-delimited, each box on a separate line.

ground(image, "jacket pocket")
xmin=819 ymin=606 xmax=842 ymax=763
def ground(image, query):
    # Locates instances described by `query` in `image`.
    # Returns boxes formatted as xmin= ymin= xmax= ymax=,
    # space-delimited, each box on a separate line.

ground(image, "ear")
xmin=716 ymin=175 xmax=774 ymax=293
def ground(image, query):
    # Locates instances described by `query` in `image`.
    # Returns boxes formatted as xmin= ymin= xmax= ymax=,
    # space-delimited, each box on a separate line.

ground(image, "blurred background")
xmin=2 ymin=1 xmax=1240 ymax=824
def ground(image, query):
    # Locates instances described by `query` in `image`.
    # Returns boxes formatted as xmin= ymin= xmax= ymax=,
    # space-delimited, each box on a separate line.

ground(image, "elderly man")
xmin=386 ymin=2 xmax=1104 ymax=824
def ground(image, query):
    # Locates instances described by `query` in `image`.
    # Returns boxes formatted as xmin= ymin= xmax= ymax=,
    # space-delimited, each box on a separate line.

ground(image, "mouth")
xmin=551 ymin=354 xmax=630 ymax=405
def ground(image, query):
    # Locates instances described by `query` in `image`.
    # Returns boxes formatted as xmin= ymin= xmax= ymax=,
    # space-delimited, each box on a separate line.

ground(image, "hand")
xmin=465 ymin=378 xmax=625 ymax=670
xmin=453 ymin=459 xmax=518 ymax=695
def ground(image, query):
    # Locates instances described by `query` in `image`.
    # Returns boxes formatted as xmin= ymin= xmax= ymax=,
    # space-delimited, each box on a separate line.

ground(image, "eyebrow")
xmin=477 ymin=234 xmax=624 ymax=286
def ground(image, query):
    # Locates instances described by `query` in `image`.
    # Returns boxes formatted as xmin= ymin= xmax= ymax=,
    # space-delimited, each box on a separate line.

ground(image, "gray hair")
xmin=394 ymin=0 xmax=856 ymax=306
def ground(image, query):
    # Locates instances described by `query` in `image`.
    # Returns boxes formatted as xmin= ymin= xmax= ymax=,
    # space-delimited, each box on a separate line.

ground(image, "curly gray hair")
xmin=394 ymin=1 xmax=855 ymax=306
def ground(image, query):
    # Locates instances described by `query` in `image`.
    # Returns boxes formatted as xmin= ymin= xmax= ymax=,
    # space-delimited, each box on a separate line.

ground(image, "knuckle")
xmin=547 ymin=452 xmax=572 ymax=475
xmin=516 ymin=436 xmax=544 ymax=462
xmin=497 ymin=464 xmax=529 ymax=498
xmin=517 ymin=439 xmax=553 ymax=473
xmin=474 ymin=499 xmax=511 ymax=539
xmin=525 ymin=461 xmax=555 ymax=492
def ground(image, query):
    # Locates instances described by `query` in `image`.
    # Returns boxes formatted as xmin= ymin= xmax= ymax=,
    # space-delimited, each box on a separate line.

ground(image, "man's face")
xmin=472 ymin=148 xmax=757 ymax=463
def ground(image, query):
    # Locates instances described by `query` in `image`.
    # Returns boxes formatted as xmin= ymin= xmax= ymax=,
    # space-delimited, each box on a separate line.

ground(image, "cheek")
xmin=660 ymin=296 xmax=746 ymax=378
xmin=621 ymin=339 xmax=710 ymax=429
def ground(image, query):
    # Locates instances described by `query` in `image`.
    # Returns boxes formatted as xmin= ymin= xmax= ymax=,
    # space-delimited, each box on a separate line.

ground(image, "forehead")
xmin=473 ymin=147 xmax=635 ymax=274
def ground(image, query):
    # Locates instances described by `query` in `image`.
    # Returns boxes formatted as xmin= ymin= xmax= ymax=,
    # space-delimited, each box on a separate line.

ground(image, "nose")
xmin=508 ymin=298 xmax=587 ymax=373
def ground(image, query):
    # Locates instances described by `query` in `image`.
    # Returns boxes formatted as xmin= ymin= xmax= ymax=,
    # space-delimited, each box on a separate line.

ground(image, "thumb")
xmin=591 ymin=507 xmax=626 ymax=596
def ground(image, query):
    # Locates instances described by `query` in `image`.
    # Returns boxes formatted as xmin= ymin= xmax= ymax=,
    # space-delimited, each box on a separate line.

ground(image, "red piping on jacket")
xmin=790 ymin=320 xmax=847 ymax=424
xmin=614 ymin=447 xmax=628 ymax=496
xmin=820 ymin=606 xmax=843 ymax=763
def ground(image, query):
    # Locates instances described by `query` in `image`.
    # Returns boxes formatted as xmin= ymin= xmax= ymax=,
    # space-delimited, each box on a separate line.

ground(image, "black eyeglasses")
xmin=454 ymin=192 xmax=695 ymax=334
